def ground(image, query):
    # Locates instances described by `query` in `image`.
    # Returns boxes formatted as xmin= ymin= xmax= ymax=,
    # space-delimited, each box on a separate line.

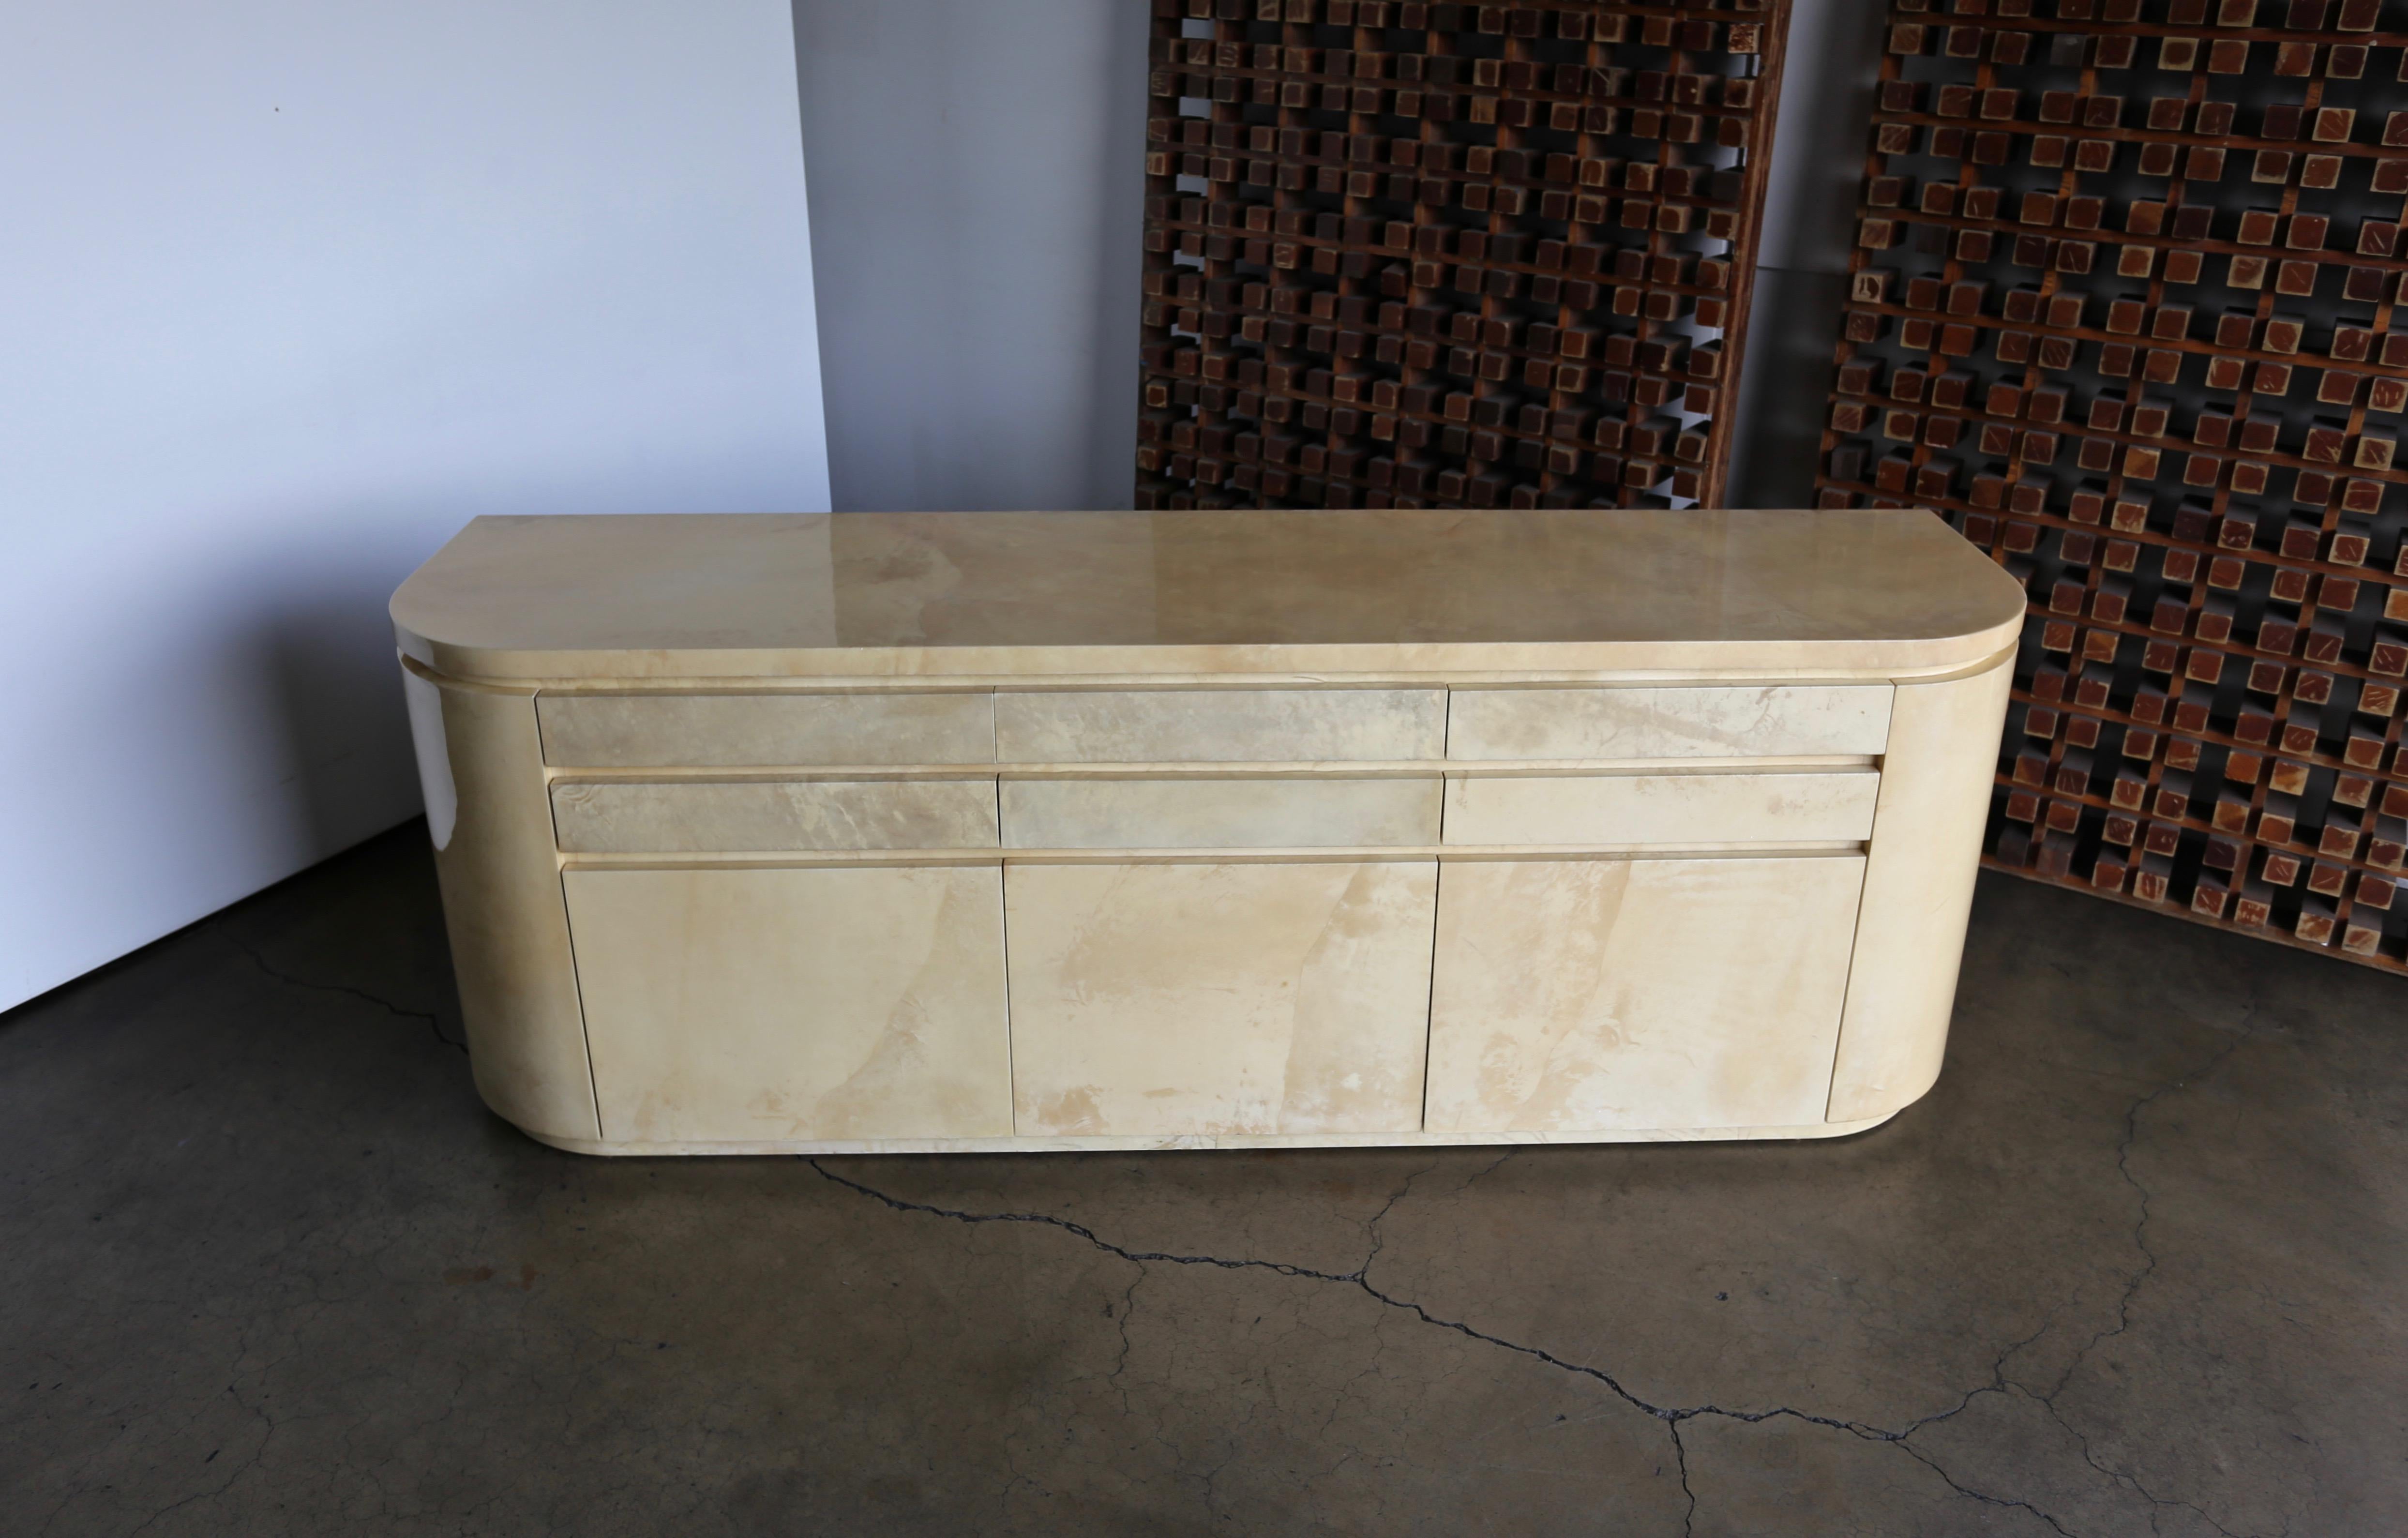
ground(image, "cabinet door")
xmin=1426 ymin=856 xmax=1865 ymax=1133
xmin=1005 ymin=861 xmax=1437 ymax=1137
xmin=564 ymin=865 xmax=1010 ymax=1144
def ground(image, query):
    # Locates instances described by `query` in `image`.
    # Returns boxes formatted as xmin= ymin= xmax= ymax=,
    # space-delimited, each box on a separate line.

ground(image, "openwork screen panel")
xmin=1138 ymin=0 xmax=1792 ymax=513
xmin=1816 ymin=0 xmax=2408 ymax=970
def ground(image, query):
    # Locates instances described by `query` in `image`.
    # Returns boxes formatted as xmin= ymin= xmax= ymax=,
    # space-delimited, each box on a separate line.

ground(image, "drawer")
xmin=1000 ymin=777 xmax=1442 ymax=850
xmin=537 ymin=692 xmax=993 ymax=767
xmin=995 ymin=688 xmax=1445 ymax=764
xmin=1442 ymin=770 xmax=1880 ymax=846
xmin=551 ymin=779 xmax=999 ymax=854
xmin=1446 ymin=686 xmax=1892 ymax=761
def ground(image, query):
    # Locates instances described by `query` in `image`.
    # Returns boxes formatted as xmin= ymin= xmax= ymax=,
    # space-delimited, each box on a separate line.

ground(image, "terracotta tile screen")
xmin=1817 ymin=0 xmax=2408 ymax=969
xmin=1138 ymin=0 xmax=1793 ymax=512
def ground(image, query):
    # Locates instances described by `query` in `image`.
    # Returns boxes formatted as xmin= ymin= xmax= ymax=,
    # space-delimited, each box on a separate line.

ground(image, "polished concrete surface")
xmin=5 ymin=826 xmax=2402 ymax=1537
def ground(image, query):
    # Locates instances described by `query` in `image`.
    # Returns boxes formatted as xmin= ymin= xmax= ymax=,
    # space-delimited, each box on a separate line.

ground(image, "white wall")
xmin=0 ymin=1 xmax=830 ymax=1011
xmin=790 ymin=0 xmax=1148 ymax=512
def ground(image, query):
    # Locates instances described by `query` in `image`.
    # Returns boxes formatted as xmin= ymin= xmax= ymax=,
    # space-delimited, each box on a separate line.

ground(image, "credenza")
xmin=391 ymin=510 xmax=2024 ymax=1155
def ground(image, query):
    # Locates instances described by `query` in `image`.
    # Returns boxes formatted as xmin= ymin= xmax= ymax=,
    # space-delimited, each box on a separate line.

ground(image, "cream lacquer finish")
xmin=995 ymin=689 xmax=1444 ymax=764
xmin=391 ymin=508 xmax=2022 ymax=680
xmin=1827 ymin=663 xmax=2018 ymax=1121
xmin=1441 ymin=770 xmax=1882 ymax=847
xmin=1000 ymin=777 xmax=1441 ymax=851
xmin=1005 ymin=862 xmax=1438 ymax=1137
xmin=1425 ymin=857 xmax=1868 ymax=1133
xmin=538 ymin=691 xmax=994 ymax=767
xmin=1445 ymin=685 xmax=1894 ymax=761
xmin=393 ymin=510 xmax=2025 ymax=1156
xmin=550 ymin=777 xmax=1000 ymax=854
xmin=422 ymin=679 xmax=602 ymax=1142
xmin=565 ymin=866 xmax=1011 ymax=1143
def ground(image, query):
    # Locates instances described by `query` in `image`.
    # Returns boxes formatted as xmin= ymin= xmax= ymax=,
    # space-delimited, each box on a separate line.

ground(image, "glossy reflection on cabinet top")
xmin=391 ymin=510 xmax=2027 ymax=682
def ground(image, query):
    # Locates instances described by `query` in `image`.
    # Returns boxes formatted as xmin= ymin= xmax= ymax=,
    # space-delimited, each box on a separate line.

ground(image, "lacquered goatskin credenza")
xmin=391 ymin=509 xmax=2025 ymax=1156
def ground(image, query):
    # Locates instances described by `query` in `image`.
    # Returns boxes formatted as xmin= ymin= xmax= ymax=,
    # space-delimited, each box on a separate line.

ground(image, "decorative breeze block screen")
xmin=1817 ymin=0 xmax=2408 ymax=970
xmin=1138 ymin=0 xmax=1793 ymax=512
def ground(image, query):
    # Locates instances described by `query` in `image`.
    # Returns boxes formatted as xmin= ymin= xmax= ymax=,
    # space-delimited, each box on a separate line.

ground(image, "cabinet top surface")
xmin=392 ymin=510 xmax=2025 ymax=681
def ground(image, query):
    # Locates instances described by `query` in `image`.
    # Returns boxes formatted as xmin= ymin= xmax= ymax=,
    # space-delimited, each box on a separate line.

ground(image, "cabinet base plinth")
xmin=520 ymin=1116 xmax=1904 ymax=1158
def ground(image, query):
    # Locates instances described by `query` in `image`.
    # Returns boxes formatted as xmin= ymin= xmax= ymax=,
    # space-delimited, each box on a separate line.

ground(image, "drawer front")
xmin=538 ymin=692 xmax=993 ymax=768
xmin=552 ymin=779 xmax=999 ymax=854
xmin=1426 ymin=856 xmax=1866 ymax=1132
xmin=995 ymin=688 xmax=1445 ymax=764
xmin=1000 ymin=777 xmax=1442 ymax=850
xmin=1443 ymin=771 xmax=1880 ymax=846
xmin=1446 ymin=686 xmax=1892 ymax=761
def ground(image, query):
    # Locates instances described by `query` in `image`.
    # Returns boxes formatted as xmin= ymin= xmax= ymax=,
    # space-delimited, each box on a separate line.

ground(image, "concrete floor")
xmin=4 ymin=828 xmax=2403 ymax=1537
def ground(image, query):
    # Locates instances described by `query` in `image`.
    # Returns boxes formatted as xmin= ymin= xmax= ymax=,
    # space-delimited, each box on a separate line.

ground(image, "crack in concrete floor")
xmin=221 ymin=923 xmax=470 ymax=1056
xmin=810 ymin=1023 xmax=2251 ymax=1538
